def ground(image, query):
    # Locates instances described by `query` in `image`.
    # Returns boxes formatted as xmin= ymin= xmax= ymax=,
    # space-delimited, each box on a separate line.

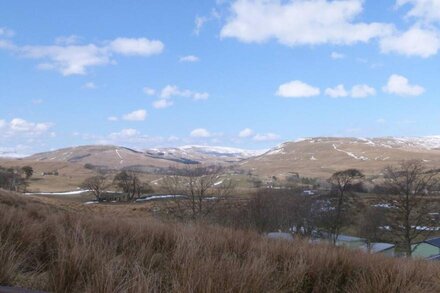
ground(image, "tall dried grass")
xmin=1 ymin=190 xmax=440 ymax=292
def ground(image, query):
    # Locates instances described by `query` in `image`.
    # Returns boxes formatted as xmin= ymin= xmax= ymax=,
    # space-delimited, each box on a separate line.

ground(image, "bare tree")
xmin=357 ymin=206 xmax=387 ymax=252
xmin=113 ymin=171 xmax=151 ymax=201
xmin=162 ymin=165 xmax=235 ymax=220
xmin=380 ymin=160 xmax=439 ymax=256
xmin=327 ymin=169 xmax=364 ymax=244
xmin=81 ymin=176 xmax=109 ymax=201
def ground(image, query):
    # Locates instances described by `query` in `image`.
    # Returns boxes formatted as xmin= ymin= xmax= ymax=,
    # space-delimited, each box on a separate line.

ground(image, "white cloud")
xmin=32 ymin=99 xmax=44 ymax=105
xmin=350 ymin=84 xmax=376 ymax=98
xmin=107 ymin=116 xmax=119 ymax=121
xmin=253 ymin=132 xmax=280 ymax=141
xmin=143 ymin=87 xmax=156 ymax=96
xmin=0 ymin=27 xmax=14 ymax=37
xmin=21 ymin=44 xmax=111 ymax=75
xmin=221 ymin=0 xmax=393 ymax=46
xmin=2 ymin=37 xmax=164 ymax=76
xmin=380 ymin=26 xmax=440 ymax=58
xmin=325 ymin=84 xmax=375 ymax=98
xmin=383 ymin=74 xmax=425 ymax=96
xmin=0 ymin=118 xmax=53 ymax=137
xmin=331 ymin=52 xmax=345 ymax=59
xmin=397 ymin=0 xmax=440 ymax=23
xmin=122 ymin=109 xmax=148 ymax=121
xmin=190 ymin=128 xmax=211 ymax=138
xmin=238 ymin=128 xmax=254 ymax=138
xmin=193 ymin=92 xmax=209 ymax=100
xmin=276 ymin=80 xmax=320 ymax=98
xmin=83 ymin=82 xmax=97 ymax=89
xmin=109 ymin=128 xmax=140 ymax=140
xmin=325 ymin=84 xmax=348 ymax=98
xmin=179 ymin=55 xmax=199 ymax=62
xmin=194 ymin=16 xmax=209 ymax=35
xmin=160 ymin=85 xmax=209 ymax=100
xmin=153 ymin=99 xmax=174 ymax=109
xmin=109 ymin=38 xmax=164 ymax=56
xmin=55 ymin=35 xmax=81 ymax=45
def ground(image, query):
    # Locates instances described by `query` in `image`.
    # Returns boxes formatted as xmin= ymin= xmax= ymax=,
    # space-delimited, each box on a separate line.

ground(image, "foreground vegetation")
xmin=1 ymin=190 xmax=440 ymax=292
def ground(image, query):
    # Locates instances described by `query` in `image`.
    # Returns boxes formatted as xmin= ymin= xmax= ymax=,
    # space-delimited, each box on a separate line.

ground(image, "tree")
xmin=0 ymin=167 xmax=27 ymax=192
xmin=21 ymin=166 xmax=33 ymax=180
xmin=357 ymin=206 xmax=387 ymax=252
xmin=162 ymin=165 xmax=235 ymax=220
xmin=327 ymin=169 xmax=364 ymax=244
xmin=380 ymin=160 xmax=439 ymax=256
xmin=81 ymin=176 xmax=108 ymax=201
xmin=113 ymin=171 xmax=150 ymax=201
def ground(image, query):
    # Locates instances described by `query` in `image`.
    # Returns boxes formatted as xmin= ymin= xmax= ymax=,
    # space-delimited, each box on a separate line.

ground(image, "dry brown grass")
xmin=1 ymin=190 xmax=440 ymax=293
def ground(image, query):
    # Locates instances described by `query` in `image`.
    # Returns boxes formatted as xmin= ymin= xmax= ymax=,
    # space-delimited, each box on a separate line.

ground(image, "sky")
xmin=1 ymin=0 xmax=440 ymax=155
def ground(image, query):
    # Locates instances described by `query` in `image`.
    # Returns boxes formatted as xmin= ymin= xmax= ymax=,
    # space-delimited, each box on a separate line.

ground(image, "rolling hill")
xmin=242 ymin=137 xmax=440 ymax=178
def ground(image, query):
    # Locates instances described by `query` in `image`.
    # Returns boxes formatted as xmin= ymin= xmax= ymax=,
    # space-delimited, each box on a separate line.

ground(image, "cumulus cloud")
xmin=190 ymin=128 xmax=212 ymax=138
xmin=380 ymin=26 xmax=440 ymax=58
xmin=153 ymin=99 xmax=174 ymax=109
xmin=159 ymin=85 xmax=209 ymax=100
xmin=143 ymin=87 xmax=156 ymax=96
xmin=108 ymin=128 xmax=140 ymax=140
xmin=325 ymin=84 xmax=348 ymax=98
xmin=238 ymin=128 xmax=254 ymax=138
xmin=351 ymin=84 xmax=376 ymax=98
xmin=331 ymin=52 xmax=345 ymax=59
xmin=325 ymin=84 xmax=375 ymax=98
xmin=83 ymin=82 xmax=97 ymax=89
xmin=0 ymin=27 xmax=14 ymax=37
xmin=0 ymin=118 xmax=53 ymax=137
xmin=383 ymin=74 xmax=425 ymax=96
xmin=276 ymin=80 xmax=320 ymax=98
xmin=109 ymin=38 xmax=164 ymax=56
xmin=179 ymin=55 xmax=199 ymax=62
xmin=122 ymin=109 xmax=148 ymax=121
xmin=253 ymin=132 xmax=280 ymax=141
xmin=221 ymin=0 xmax=393 ymax=46
xmin=145 ymin=85 xmax=209 ymax=109
xmin=55 ymin=35 xmax=81 ymax=45
xmin=194 ymin=16 xmax=209 ymax=35
xmin=397 ymin=0 xmax=440 ymax=23
xmin=1 ymin=35 xmax=164 ymax=76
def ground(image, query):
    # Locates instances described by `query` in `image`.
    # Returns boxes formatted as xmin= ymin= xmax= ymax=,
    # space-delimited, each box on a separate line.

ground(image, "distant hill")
xmin=4 ymin=137 xmax=440 ymax=179
xmin=241 ymin=137 xmax=440 ymax=178
xmin=23 ymin=144 xmax=261 ymax=169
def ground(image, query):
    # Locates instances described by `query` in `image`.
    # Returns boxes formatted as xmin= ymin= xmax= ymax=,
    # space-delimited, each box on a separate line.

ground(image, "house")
xmin=321 ymin=234 xmax=395 ymax=256
xmin=335 ymin=235 xmax=365 ymax=249
xmin=427 ymin=254 xmax=440 ymax=261
xmin=266 ymin=232 xmax=294 ymax=241
xmin=411 ymin=237 xmax=440 ymax=258
xmin=359 ymin=242 xmax=395 ymax=256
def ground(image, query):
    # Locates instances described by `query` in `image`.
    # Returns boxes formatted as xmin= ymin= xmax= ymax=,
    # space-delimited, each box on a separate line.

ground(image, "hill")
xmin=242 ymin=137 xmax=440 ymax=178
xmin=1 ymin=189 xmax=439 ymax=292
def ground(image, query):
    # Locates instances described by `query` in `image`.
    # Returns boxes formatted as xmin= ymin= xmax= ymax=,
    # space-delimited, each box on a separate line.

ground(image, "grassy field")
xmin=1 ymin=190 xmax=440 ymax=292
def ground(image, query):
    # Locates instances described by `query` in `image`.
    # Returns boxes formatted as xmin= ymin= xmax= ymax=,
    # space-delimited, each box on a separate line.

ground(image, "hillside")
xmin=1 ymin=190 xmax=440 ymax=292
xmin=23 ymin=144 xmax=259 ymax=168
xmin=4 ymin=137 xmax=440 ymax=184
xmin=242 ymin=137 xmax=440 ymax=178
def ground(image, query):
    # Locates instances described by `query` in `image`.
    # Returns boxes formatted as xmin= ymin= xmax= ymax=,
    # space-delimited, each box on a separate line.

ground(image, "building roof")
xmin=425 ymin=237 xmax=440 ymax=248
xmin=267 ymin=232 xmax=294 ymax=241
xmin=427 ymin=254 xmax=440 ymax=261
xmin=336 ymin=235 xmax=363 ymax=242
xmin=360 ymin=242 xmax=395 ymax=253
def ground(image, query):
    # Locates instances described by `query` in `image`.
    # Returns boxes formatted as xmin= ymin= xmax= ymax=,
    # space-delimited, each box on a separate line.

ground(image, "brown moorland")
xmin=1 ymin=190 xmax=440 ymax=292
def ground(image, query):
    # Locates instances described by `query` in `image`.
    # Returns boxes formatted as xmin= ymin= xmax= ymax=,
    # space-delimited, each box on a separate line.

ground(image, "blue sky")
xmin=1 ymin=0 xmax=440 ymax=155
